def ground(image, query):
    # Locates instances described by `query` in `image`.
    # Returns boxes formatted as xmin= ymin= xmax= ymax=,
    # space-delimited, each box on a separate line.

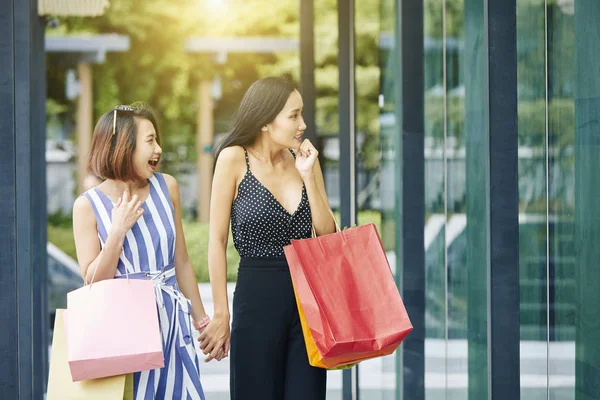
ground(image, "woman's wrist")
xmin=192 ymin=315 xmax=211 ymax=331
xmin=213 ymin=309 xmax=230 ymax=320
xmin=299 ymin=170 xmax=315 ymax=182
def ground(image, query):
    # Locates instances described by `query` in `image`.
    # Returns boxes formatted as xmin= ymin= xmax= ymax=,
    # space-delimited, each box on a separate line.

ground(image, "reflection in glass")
xmin=424 ymin=1 xmax=448 ymax=399
xmin=463 ymin=0 xmax=489 ymax=397
xmin=516 ymin=0 xmax=576 ymax=397
xmin=517 ymin=0 xmax=549 ymax=399
xmin=357 ymin=0 xmax=396 ymax=398
xmin=548 ymin=4 xmax=575 ymax=399
xmin=445 ymin=0 xmax=469 ymax=399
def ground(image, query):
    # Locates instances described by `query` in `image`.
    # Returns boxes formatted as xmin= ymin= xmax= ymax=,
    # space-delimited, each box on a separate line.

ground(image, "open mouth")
xmin=148 ymin=158 xmax=160 ymax=170
xmin=294 ymin=133 xmax=304 ymax=142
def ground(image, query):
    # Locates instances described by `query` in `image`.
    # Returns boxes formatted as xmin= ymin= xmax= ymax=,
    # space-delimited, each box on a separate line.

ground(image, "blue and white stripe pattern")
xmin=84 ymin=173 xmax=205 ymax=400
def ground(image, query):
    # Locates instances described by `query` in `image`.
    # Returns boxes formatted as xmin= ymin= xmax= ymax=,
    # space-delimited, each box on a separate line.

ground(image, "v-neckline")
xmin=247 ymin=171 xmax=305 ymax=216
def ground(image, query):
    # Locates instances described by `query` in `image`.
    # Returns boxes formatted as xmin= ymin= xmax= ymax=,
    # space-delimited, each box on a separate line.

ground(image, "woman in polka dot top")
xmin=198 ymin=76 xmax=337 ymax=399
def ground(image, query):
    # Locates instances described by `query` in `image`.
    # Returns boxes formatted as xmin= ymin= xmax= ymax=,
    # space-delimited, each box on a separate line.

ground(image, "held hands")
xmin=197 ymin=314 xmax=230 ymax=362
xmin=110 ymin=190 xmax=144 ymax=237
xmin=294 ymin=139 xmax=319 ymax=180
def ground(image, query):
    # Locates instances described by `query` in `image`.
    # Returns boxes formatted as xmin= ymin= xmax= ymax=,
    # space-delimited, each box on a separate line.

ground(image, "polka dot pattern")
xmin=231 ymin=148 xmax=312 ymax=258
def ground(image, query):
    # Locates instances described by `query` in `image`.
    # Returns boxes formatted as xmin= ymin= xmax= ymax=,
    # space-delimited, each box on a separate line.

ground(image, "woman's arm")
xmin=296 ymin=140 xmax=337 ymax=236
xmin=73 ymin=192 xmax=143 ymax=284
xmin=164 ymin=174 xmax=208 ymax=323
xmin=199 ymin=146 xmax=244 ymax=362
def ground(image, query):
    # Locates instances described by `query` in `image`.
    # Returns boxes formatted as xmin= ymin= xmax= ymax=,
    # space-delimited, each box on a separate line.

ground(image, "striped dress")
xmin=84 ymin=172 xmax=205 ymax=400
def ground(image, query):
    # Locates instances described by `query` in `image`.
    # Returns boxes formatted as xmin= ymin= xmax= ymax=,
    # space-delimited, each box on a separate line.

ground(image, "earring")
xmin=262 ymin=127 xmax=268 ymax=131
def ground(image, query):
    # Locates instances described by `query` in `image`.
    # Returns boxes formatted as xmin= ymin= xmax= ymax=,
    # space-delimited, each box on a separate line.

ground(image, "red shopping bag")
xmin=284 ymin=223 xmax=412 ymax=369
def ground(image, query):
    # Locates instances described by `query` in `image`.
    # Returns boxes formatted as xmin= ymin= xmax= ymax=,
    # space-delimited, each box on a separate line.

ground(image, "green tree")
xmin=47 ymin=0 xmax=384 ymax=169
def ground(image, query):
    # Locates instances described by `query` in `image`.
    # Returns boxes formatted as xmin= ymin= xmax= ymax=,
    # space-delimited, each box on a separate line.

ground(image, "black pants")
xmin=230 ymin=257 xmax=326 ymax=400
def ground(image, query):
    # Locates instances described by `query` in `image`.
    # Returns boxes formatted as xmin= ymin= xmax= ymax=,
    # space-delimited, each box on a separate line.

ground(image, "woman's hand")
xmin=198 ymin=314 xmax=230 ymax=362
xmin=195 ymin=316 xmax=228 ymax=361
xmin=110 ymin=190 xmax=144 ymax=236
xmin=295 ymin=139 xmax=319 ymax=180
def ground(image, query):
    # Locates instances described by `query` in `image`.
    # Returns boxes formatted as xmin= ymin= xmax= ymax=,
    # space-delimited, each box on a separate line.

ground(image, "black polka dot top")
xmin=230 ymin=148 xmax=312 ymax=258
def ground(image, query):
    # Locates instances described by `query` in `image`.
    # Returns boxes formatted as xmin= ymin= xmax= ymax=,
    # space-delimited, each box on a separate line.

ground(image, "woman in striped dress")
xmin=72 ymin=103 xmax=218 ymax=399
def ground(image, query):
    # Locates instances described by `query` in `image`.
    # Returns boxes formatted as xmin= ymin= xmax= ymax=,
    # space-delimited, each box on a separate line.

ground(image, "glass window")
xmin=357 ymin=0 xmax=400 ymax=398
xmin=517 ymin=0 xmax=550 ymax=398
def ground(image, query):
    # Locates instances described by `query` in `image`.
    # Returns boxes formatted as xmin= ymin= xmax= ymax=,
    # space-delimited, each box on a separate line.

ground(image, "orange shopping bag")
xmin=284 ymin=223 xmax=412 ymax=369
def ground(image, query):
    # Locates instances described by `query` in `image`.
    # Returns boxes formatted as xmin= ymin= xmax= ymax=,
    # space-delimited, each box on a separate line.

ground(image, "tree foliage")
xmin=47 ymin=0 xmax=384 ymax=170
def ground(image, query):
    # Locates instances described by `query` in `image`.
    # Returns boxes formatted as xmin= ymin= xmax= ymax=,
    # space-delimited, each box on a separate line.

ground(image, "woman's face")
xmin=132 ymin=117 xmax=162 ymax=180
xmin=266 ymin=89 xmax=307 ymax=150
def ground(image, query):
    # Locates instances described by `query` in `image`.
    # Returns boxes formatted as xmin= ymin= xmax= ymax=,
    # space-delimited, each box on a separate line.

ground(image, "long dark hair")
xmin=214 ymin=76 xmax=297 ymax=160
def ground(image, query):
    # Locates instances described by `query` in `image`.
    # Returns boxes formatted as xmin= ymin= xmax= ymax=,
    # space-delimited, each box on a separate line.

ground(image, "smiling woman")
xmin=204 ymin=76 xmax=337 ymax=400
xmin=71 ymin=102 xmax=210 ymax=399
xmin=87 ymin=102 xmax=162 ymax=182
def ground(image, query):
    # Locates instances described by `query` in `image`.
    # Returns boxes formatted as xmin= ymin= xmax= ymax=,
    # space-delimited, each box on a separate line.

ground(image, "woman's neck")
xmin=105 ymin=179 xmax=149 ymax=195
xmin=247 ymin=139 xmax=285 ymax=165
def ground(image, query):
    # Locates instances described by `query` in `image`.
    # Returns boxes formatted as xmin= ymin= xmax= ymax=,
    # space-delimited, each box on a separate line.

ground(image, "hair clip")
xmin=112 ymin=105 xmax=137 ymax=136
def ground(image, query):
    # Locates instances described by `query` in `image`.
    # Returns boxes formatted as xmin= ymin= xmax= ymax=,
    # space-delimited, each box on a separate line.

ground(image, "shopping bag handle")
xmin=87 ymin=250 xmax=129 ymax=289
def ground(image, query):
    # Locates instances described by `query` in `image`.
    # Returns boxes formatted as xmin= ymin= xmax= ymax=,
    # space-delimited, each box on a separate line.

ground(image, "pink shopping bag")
xmin=66 ymin=278 xmax=164 ymax=381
